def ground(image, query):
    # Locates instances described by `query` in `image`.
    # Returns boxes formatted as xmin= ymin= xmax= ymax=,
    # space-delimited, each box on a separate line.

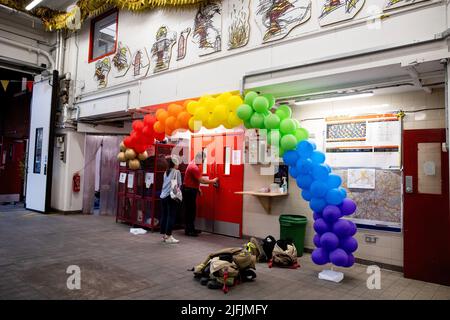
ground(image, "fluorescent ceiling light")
xmin=295 ymin=92 xmax=374 ymax=106
xmin=25 ymin=0 xmax=43 ymax=11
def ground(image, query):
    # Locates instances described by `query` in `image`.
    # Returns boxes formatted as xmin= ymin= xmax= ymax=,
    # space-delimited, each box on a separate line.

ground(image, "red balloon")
xmin=154 ymin=131 xmax=165 ymax=141
xmin=143 ymin=114 xmax=156 ymax=127
xmin=123 ymin=136 xmax=133 ymax=148
xmin=132 ymin=120 xmax=144 ymax=133
xmin=134 ymin=144 xmax=146 ymax=154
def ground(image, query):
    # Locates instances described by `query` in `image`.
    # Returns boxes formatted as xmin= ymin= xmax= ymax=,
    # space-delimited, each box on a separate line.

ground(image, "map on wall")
xmin=254 ymin=0 xmax=312 ymax=43
xmin=228 ymin=0 xmax=251 ymax=50
xmin=335 ymin=169 xmax=402 ymax=229
xmin=151 ymin=26 xmax=177 ymax=73
xmin=317 ymin=0 xmax=365 ymax=27
xmin=194 ymin=0 xmax=222 ymax=56
xmin=384 ymin=0 xmax=429 ymax=10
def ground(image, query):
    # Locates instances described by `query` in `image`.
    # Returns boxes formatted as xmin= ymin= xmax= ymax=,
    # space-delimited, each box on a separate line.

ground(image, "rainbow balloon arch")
xmin=117 ymin=91 xmax=358 ymax=269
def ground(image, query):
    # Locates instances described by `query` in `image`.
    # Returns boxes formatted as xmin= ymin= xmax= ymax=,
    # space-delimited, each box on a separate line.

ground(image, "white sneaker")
xmin=162 ymin=235 xmax=167 ymax=242
xmin=165 ymin=235 xmax=179 ymax=244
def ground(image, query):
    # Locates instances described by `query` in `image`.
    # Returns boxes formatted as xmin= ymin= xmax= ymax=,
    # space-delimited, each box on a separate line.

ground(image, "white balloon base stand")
xmin=318 ymin=268 xmax=344 ymax=283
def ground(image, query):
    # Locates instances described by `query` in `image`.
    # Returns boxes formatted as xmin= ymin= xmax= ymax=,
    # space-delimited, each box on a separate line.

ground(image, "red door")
xmin=0 ymin=138 xmax=26 ymax=202
xmin=191 ymin=132 xmax=244 ymax=237
xmin=403 ymin=129 xmax=450 ymax=285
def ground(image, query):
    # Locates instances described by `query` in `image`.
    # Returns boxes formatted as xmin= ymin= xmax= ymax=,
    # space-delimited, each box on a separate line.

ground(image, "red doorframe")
xmin=191 ymin=132 xmax=244 ymax=238
xmin=403 ymin=129 xmax=450 ymax=286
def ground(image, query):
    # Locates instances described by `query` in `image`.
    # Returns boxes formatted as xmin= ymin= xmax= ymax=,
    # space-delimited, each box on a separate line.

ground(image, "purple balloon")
xmin=339 ymin=198 xmax=357 ymax=215
xmin=320 ymin=232 xmax=339 ymax=251
xmin=332 ymin=219 xmax=351 ymax=238
xmin=344 ymin=253 xmax=355 ymax=267
xmin=313 ymin=218 xmax=330 ymax=234
xmin=329 ymin=248 xmax=349 ymax=267
xmin=325 ymin=188 xmax=344 ymax=206
xmin=313 ymin=234 xmax=321 ymax=247
xmin=348 ymin=220 xmax=357 ymax=236
xmin=313 ymin=211 xmax=322 ymax=220
xmin=312 ymin=248 xmax=329 ymax=265
xmin=340 ymin=236 xmax=358 ymax=253
xmin=310 ymin=197 xmax=327 ymax=212
xmin=322 ymin=205 xmax=342 ymax=223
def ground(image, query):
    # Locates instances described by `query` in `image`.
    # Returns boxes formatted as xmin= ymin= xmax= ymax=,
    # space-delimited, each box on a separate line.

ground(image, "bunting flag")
xmin=1 ymin=80 xmax=9 ymax=92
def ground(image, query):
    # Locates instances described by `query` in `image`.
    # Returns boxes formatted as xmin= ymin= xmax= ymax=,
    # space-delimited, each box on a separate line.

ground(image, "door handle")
xmin=405 ymin=176 xmax=413 ymax=193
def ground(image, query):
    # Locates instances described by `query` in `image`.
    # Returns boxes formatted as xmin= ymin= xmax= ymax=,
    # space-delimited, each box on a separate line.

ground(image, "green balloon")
xmin=236 ymin=104 xmax=253 ymax=121
xmin=294 ymin=127 xmax=309 ymax=142
xmin=281 ymin=134 xmax=297 ymax=151
xmin=244 ymin=91 xmax=258 ymax=106
xmin=280 ymin=118 xmax=296 ymax=135
xmin=264 ymin=113 xmax=281 ymax=130
xmin=244 ymin=119 xmax=253 ymax=129
xmin=253 ymin=96 xmax=269 ymax=113
xmin=267 ymin=130 xmax=280 ymax=146
xmin=279 ymin=146 xmax=285 ymax=157
xmin=275 ymin=109 xmax=288 ymax=120
xmin=292 ymin=119 xmax=300 ymax=129
xmin=278 ymin=105 xmax=292 ymax=118
xmin=250 ymin=112 xmax=265 ymax=129
xmin=263 ymin=94 xmax=276 ymax=108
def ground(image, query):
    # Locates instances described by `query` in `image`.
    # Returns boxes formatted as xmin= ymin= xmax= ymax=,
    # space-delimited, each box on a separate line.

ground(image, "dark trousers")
xmin=160 ymin=196 xmax=177 ymax=236
xmin=182 ymin=187 xmax=198 ymax=234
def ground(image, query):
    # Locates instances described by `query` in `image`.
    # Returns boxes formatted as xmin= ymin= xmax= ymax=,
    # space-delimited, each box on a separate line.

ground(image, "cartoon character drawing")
xmin=255 ymin=0 xmax=312 ymax=42
xmin=177 ymin=27 xmax=191 ymax=60
xmin=151 ymin=26 xmax=177 ymax=73
xmin=193 ymin=0 xmax=222 ymax=55
xmin=94 ymin=57 xmax=111 ymax=88
xmin=132 ymin=48 xmax=150 ymax=77
xmin=384 ymin=0 xmax=427 ymax=10
xmin=112 ymin=42 xmax=131 ymax=78
xmin=228 ymin=0 xmax=251 ymax=50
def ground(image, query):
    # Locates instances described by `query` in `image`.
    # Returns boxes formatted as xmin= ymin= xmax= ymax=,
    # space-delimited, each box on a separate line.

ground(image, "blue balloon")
xmin=324 ymin=164 xmax=332 ymax=173
xmin=332 ymin=219 xmax=352 ymax=238
xmin=283 ymin=150 xmax=298 ymax=166
xmin=310 ymin=197 xmax=327 ymax=212
xmin=326 ymin=188 xmax=344 ymax=205
xmin=311 ymin=248 xmax=329 ymax=265
xmin=289 ymin=166 xmax=299 ymax=178
xmin=326 ymin=174 xmax=342 ymax=189
xmin=340 ymin=236 xmax=358 ymax=253
xmin=312 ymin=164 xmax=329 ymax=181
xmin=296 ymin=140 xmax=314 ymax=158
xmin=311 ymin=151 xmax=325 ymax=164
xmin=339 ymin=187 xmax=347 ymax=199
xmin=296 ymin=174 xmax=313 ymax=189
xmin=329 ymin=248 xmax=349 ymax=267
xmin=313 ymin=211 xmax=322 ymax=220
xmin=322 ymin=205 xmax=342 ymax=223
xmin=320 ymin=232 xmax=340 ymax=251
xmin=313 ymin=234 xmax=321 ymax=247
xmin=296 ymin=158 xmax=313 ymax=174
xmin=313 ymin=218 xmax=330 ymax=234
xmin=344 ymin=253 xmax=355 ymax=267
xmin=301 ymin=189 xmax=312 ymax=201
xmin=309 ymin=140 xmax=317 ymax=150
xmin=310 ymin=180 xmax=328 ymax=198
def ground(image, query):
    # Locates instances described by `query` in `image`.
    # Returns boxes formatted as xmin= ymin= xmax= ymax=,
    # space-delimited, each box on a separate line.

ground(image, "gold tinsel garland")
xmin=0 ymin=0 xmax=207 ymax=31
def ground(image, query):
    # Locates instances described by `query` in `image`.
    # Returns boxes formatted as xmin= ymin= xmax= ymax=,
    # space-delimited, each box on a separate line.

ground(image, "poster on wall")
xmin=193 ymin=0 xmax=223 ymax=56
xmin=132 ymin=48 xmax=150 ymax=77
xmin=177 ymin=27 xmax=191 ymax=60
xmin=227 ymin=0 xmax=251 ymax=50
xmin=384 ymin=0 xmax=429 ymax=11
xmin=151 ymin=26 xmax=177 ymax=73
xmin=317 ymin=0 xmax=365 ymax=27
xmin=112 ymin=42 xmax=132 ymax=78
xmin=94 ymin=57 xmax=111 ymax=88
xmin=254 ymin=0 xmax=312 ymax=43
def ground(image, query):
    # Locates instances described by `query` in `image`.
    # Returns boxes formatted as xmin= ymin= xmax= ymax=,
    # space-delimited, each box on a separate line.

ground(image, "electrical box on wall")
xmin=56 ymin=136 xmax=66 ymax=163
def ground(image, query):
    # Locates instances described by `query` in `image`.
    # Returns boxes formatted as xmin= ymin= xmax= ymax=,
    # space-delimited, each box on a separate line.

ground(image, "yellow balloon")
xmin=205 ymin=97 xmax=217 ymax=112
xmin=217 ymin=92 xmax=233 ymax=104
xmin=188 ymin=117 xmax=201 ymax=132
xmin=228 ymin=112 xmax=242 ymax=127
xmin=198 ymin=95 xmax=212 ymax=105
xmin=186 ymin=101 xmax=198 ymax=115
xmin=228 ymin=95 xmax=243 ymax=111
xmin=193 ymin=107 xmax=209 ymax=122
xmin=213 ymin=104 xmax=228 ymax=123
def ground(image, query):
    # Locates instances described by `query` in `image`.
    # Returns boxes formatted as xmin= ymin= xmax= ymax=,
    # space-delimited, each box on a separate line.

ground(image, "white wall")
xmin=51 ymin=130 xmax=85 ymax=212
xmin=242 ymin=88 xmax=445 ymax=267
xmin=68 ymin=0 xmax=449 ymax=117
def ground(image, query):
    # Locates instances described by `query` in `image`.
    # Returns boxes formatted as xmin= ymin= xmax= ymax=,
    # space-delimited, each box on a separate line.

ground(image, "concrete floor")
xmin=0 ymin=204 xmax=449 ymax=300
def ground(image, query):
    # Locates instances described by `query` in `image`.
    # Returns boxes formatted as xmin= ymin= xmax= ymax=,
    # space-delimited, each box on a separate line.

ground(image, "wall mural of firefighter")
xmin=254 ymin=0 xmax=312 ymax=42
xmin=151 ymin=26 xmax=177 ymax=73
xmin=112 ymin=42 xmax=132 ymax=78
xmin=177 ymin=27 xmax=191 ymax=60
xmin=193 ymin=0 xmax=223 ymax=56
xmin=94 ymin=57 xmax=111 ymax=88
xmin=317 ymin=0 xmax=365 ymax=26
xmin=227 ymin=0 xmax=251 ymax=50
xmin=132 ymin=48 xmax=151 ymax=77
xmin=384 ymin=0 xmax=428 ymax=10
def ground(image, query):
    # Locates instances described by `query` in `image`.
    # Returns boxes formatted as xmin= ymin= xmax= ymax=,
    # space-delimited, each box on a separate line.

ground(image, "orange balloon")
xmin=156 ymin=109 xmax=168 ymax=122
xmin=168 ymin=103 xmax=183 ymax=116
xmin=183 ymin=100 xmax=193 ymax=109
xmin=165 ymin=126 xmax=173 ymax=136
xmin=177 ymin=111 xmax=191 ymax=128
xmin=153 ymin=121 xmax=165 ymax=134
xmin=165 ymin=116 xmax=177 ymax=130
xmin=174 ymin=120 xmax=183 ymax=130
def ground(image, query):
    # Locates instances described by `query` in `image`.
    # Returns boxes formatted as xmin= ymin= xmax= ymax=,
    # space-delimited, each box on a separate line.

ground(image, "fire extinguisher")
xmin=72 ymin=172 xmax=81 ymax=193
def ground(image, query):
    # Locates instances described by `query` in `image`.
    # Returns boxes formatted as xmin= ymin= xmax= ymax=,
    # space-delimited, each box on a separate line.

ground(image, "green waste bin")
xmin=279 ymin=214 xmax=308 ymax=257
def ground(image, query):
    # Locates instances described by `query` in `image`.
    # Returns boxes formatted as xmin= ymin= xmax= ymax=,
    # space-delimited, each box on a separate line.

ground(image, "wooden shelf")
xmin=235 ymin=191 xmax=288 ymax=213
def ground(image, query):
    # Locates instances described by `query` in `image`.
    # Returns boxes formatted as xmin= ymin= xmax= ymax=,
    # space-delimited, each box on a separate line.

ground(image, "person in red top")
xmin=183 ymin=152 xmax=218 ymax=236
